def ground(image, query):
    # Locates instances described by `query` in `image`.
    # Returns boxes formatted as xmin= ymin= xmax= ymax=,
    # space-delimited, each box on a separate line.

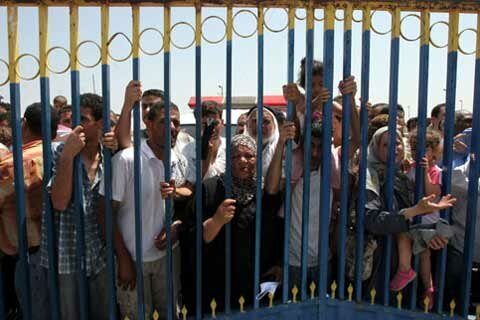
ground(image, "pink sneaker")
xmin=389 ymin=268 xmax=417 ymax=291
xmin=421 ymin=287 xmax=434 ymax=310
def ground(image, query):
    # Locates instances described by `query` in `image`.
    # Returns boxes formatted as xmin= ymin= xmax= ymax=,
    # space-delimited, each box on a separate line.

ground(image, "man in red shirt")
xmin=0 ymin=103 xmax=58 ymax=319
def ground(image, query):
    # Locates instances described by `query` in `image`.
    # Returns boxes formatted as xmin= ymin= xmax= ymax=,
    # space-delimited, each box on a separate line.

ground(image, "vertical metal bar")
xmin=70 ymin=5 xmax=89 ymax=319
xmin=194 ymin=2 xmax=203 ymax=318
xmin=337 ymin=3 xmax=353 ymax=300
xmin=224 ymin=3 xmax=232 ymax=315
xmin=383 ymin=8 xmax=400 ymax=306
xmin=408 ymin=9 xmax=430 ymax=310
xmin=300 ymin=2 xmax=314 ymax=302
xmin=101 ymin=5 xmax=117 ymax=320
xmin=163 ymin=5 xmax=174 ymax=320
xmin=282 ymin=3 xmax=295 ymax=304
xmin=435 ymin=9 xmax=459 ymax=313
xmin=131 ymin=5 xmax=145 ymax=319
xmin=8 ymin=6 xmax=32 ymax=320
xmin=318 ymin=3 xmax=334 ymax=303
xmin=460 ymin=12 xmax=480 ymax=317
xmin=253 ymin=4 xmax=264 ymax=309
xmin=39 ymin=5 xmax=61 ymax=319
xmin=354 ymin=5 xmax=370 ymax=303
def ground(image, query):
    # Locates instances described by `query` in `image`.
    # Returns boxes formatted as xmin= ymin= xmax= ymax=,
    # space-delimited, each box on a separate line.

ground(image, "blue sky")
xmin=0 ymin=6 xmax=477 ymax=121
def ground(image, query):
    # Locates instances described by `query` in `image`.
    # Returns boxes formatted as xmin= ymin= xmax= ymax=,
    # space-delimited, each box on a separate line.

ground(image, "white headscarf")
xmin=246 ymin=107 xmax=280 ymax=176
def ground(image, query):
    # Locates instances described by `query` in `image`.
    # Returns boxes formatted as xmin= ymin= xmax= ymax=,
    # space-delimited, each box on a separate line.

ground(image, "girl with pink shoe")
xmin=365 ymin=127 xmax=456 ymax=306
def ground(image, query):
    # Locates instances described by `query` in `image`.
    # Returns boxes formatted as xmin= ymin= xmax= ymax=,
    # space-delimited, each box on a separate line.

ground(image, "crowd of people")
xmin=0 ymin=57 xmax=479 ymax=320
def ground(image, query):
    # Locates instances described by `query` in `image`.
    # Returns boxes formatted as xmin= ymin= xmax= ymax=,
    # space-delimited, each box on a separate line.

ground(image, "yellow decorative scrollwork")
xmin=152 ymin=310 xmax=159 ymax=320
xmin=263 ymin=8 xmax=288 ymax=33
xmin=352 ymin=10 xmax=363 ymax=23
xmin=139 ymin=27 xmax=164 ymax=55
xmin=295 ymin=9 xmax=306 ymax=21
xmin=233 ymin=9 xmax=258 ymax=38
xmin=0 ymin=59 xmax=10 ymax=86
xmin=201 ymin=15 xmax=227 ymax=44
xmin=108 ymin=32 xmax=133 ymax=62
xmin=46 ymin=46 xmax=71 ymax=74
xmin=76 ymin=40 xmax=102 ymax=68
xmin=335 ymin=9 xmax=344 ymax=22
xmin=313 ymin=9 xmax=324 ymax=22
xmin=399 ymin=13 xmax=422 ymax=42
xmin=15 ymin=53 xmax=40 ymax=81
xmin=170 ymin=21 xmax=196 ymax=49
xmin=458 ymin=28 xmax=477 ymax=55
xmin=370 ymin=10 xmax=391 ymax=35
xmin=429 ymin=21 xmax=449 ymax=48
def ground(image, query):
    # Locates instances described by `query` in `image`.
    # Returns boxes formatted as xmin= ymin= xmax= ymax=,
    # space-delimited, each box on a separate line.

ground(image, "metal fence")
xmin=0 ymin=0 xmax=480 ymax=319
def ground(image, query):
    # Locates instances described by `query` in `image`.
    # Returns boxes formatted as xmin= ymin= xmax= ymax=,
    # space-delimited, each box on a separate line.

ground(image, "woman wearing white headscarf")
xmin=246 ymin=106 xmax=280 ymax=176
xmin=362 ymin=126 xmax=454 ymax=303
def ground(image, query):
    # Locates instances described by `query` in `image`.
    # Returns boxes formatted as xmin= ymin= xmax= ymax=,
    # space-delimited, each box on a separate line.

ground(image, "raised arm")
xmin=338 ymin=76 xmax=360 ymax=158
xmin=265 ymin=121 xmax=296 ymax=195
xmin=51 ymin=126 xmax=85 ymax=211
xmin=115 ymin=80 xmax=143 ymax=150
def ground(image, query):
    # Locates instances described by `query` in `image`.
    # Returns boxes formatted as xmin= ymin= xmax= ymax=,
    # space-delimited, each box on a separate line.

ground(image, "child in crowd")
xmin=390 ymin=129 xmax=443 ymax=309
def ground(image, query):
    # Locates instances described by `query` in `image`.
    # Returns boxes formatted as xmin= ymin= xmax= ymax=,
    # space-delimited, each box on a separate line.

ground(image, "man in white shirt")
xmin=99 ymin=101 xmax=181 ymax=320
xmin=182 ymin=101 xmax=226 ymax=186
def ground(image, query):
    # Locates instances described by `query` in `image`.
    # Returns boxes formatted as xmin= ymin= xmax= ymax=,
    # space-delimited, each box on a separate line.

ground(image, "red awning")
xmin=188 ymin=96 xmax=224 ymax=108
xmin=262 ymin=95 xmax=287 ymax=107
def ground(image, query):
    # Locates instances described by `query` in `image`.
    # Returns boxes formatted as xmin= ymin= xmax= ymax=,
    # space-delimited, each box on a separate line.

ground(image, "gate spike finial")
xmin=424 ymin=296 xmax=430 ymax=313
xmin=396 ymin=292 xmax=403 ymax=309
xmin=449 ymin=299 xmax=456 ymax=317
xmin=210 ymin=299 xmax=217 ymax=318
xmin=330 ymin=281 xmax=337 ymax=299
xmin=347 ymin=283 xmax=354 ymax=302
xmin=309 ymin=282 xmax=316 ymax=299
xmin=292 ymin=285 xmax=298 ymax=303
xmin=370 ymin=288 xmax=376 ymax=305
xmin=181 ymin=305 xmax=188 ymax=320
xmin=239 ymin=296 xmax=245 ymax=312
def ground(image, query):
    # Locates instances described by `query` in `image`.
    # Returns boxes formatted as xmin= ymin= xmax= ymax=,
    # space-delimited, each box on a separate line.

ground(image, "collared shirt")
xmin=0 ymin=140 xmax=44 ymax=255
xmin=100 ymin=140 xmax=174 ymax=262
xmin=40 ymin=143 xmax=106 ymax=276
xmin=183 ymin=137 xmax=226 ymax=183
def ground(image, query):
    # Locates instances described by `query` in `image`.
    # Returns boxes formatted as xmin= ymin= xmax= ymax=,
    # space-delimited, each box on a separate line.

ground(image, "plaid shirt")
xmin=40 ymin=142 xmax=106 ymax=276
